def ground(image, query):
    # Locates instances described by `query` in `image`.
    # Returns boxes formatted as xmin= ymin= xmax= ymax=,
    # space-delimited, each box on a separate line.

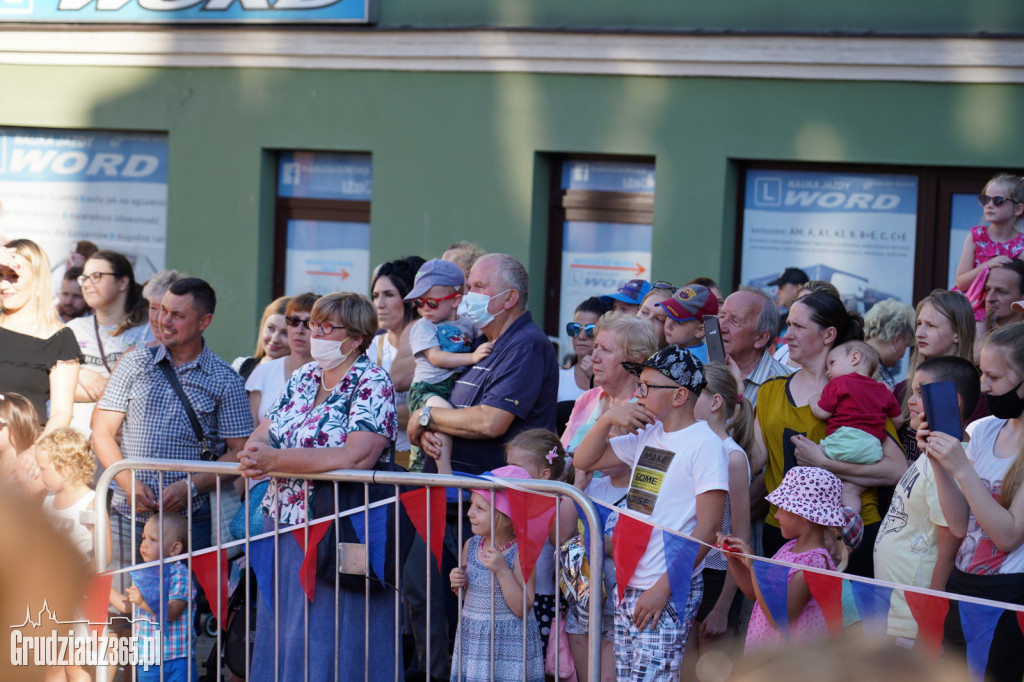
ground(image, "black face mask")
xmin=985 ymin=380 xmax=1024 ymax=420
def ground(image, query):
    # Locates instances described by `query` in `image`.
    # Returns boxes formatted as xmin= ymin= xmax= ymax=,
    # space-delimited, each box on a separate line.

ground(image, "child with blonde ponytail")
xmin=690 ymin=363 xmax=754 ymax=654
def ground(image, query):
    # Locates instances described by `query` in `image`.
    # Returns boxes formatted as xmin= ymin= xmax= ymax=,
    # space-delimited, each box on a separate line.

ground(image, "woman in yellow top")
xmin=751 ymin=292 xmax=906 ymax=577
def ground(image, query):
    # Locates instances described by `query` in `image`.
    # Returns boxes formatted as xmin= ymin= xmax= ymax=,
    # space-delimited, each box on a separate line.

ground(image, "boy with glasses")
xmin=574 ymin=346 xmax=727 ymax=681
xmin=404 ymin=259 xmax=492 ymax=470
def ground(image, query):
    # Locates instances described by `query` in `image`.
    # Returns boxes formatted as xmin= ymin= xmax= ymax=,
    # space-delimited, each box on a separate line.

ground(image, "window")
xmin=544 ymin=155 xmax=655 ymax=360
xmin=273 ymin=151 xmax=372 ymax=297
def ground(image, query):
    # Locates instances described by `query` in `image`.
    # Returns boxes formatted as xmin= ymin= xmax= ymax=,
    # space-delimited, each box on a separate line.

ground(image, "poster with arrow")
xmin=284 ymin=219 xmax=370 ymax=297
xmin=558 ymin=220 xmax=653 ymax=362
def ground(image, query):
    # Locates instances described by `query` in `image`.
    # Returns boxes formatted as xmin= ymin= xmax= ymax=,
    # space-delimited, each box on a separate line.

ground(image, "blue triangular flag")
xmin=350 ymin=504 xmax=388 ymax=583
xmin=130 ymin=564 xmax=173 ymax=626
xmin=960 ymin=602 xmax=1003 ymax=682
xmin=575 ymin=501 xmax=615 ymax=562
xmin=849 ymin=580 xmax=893 ymax=636
xmin=247 ymin=535 xmax=275 ymax=617
xmin=662 ymin=531 xmax=700 ymax=617
xmin=752 ymin=561 xmax=790 ymax=637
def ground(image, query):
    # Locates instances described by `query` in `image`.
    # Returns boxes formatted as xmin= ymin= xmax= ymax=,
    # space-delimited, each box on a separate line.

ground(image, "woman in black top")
xmin=0 ymin=239 xmax=80 ymax=431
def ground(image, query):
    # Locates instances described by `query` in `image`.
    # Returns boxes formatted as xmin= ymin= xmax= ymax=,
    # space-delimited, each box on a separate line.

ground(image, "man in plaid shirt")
xmin=93 ymin=277 xmax=253 ymax=581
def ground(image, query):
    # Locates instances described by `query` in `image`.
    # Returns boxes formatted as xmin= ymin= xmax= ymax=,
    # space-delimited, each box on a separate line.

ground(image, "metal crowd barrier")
xmin=94 ymin=459 xmax=605 ymax=682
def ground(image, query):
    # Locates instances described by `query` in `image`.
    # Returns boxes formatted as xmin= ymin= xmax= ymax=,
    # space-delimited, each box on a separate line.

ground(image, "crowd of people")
xmin=5 ymin=173 xmax=1024 ymax=682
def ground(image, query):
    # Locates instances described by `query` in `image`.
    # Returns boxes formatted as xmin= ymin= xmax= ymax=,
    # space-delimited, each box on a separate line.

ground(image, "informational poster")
xmin=741 ymin=169 xmax=919 ymax=313
xmin=284 ymin=220 xmax=370 ymax=297
xmin=0 ymin=127 xmax=168 ymax=284
xmin=558 ymin=221 xmax=653 ymax=361
xmin=278 ymin=151 xmax=372 ymax=201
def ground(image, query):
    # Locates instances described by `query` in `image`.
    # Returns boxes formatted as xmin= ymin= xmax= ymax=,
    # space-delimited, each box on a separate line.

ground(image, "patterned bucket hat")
xmin=765 ymin=466 xmax=845 ymax=527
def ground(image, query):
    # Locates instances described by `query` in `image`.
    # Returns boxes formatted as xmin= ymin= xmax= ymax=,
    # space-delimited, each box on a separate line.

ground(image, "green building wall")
xmin=2 ymin=63 xmax=1023 ymax=356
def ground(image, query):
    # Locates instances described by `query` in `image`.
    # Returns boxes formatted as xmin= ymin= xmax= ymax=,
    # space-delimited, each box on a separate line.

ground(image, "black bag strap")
xmin=151 ymin=347 xmax=212 ymax=458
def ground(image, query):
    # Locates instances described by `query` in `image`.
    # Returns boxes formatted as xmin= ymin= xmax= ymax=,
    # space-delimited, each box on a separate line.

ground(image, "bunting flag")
xmin=292 ymin=518 xmax=332 ymax=602
xmin=612 ymin=513 xmax=653 ymax=602
xmin=350 ymin=504 xmax=389 ymax=584
xmin=752 ymin=561 xmax=791 ymax=637
xmin=1018 ymin=610 xmax=1024 ymax=638
xmin=574 ymin=500 xmax=615 ymax=562
xmin=960 ymin=602 xmax=1003 ymax=682
xmin=848 ymin=580 xmax=893 ymax=636
xmin=84 ymin=572 xmax=114 ymax=638
xmin=192 ymin=549 xmax=230 ymax=626
xmin=247 ymin=534 xmax=275 ymax=616
xmin=507 ymin=488 xmax=557 ymax=582
xmin=804 ymin=570 xmax=844 ymax=637
xmin=662 ymin=531 xmax=699 ymax=617
xmin=130 ymin=565 xmax=173 ymax=625
xmin=401 ymin=487 xmax=447 ymax=573
xmin=905 ymin=591 xmax=948 ymax=658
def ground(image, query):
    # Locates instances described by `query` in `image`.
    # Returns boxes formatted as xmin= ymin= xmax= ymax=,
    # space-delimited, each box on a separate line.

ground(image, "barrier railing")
xmin=93 ymin=459 xmax=605 ymax=682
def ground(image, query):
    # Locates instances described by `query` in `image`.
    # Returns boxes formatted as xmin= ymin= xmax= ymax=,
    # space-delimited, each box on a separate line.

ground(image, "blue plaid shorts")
xmin=614 ymin=575 xmax=703 ymax=682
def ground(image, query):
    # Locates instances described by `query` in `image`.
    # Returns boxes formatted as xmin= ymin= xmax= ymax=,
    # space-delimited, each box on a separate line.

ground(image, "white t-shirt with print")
xmin=956 ymin=416 xmax=1024 ymax=575
xmin=610 ymin=420 xmax=728 ymax=589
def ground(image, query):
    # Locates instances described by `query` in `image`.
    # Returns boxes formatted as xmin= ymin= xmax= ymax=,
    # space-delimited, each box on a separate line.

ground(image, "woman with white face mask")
xmin=238 ymin=291 xmax=399 ymax=682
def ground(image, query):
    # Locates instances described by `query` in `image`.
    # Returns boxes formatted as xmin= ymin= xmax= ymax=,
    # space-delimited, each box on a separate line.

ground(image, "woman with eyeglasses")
xmin=561 ymin=313 xmax=658 ymax=453
xmin=0 ymin=239 xmax=80 ymax=435
xmin=954 ymin=174 xmax=1024 ymax=301
xmin=557 ymin=297 xmax=612 ymax=433
xmin=66 ymin=250 xmax=153 ymax=432
xmin=239 ymin=291 xmax=400 ymax=682
xmin=245 ymin=292 xmax=318 ymax=424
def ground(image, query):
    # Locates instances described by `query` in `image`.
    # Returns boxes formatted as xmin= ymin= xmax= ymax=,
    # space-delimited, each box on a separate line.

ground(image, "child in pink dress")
xmin=720 ymin=466 xmax=848 ymax=653
xmin=954 ymin=174 xmax=1024 ymax=321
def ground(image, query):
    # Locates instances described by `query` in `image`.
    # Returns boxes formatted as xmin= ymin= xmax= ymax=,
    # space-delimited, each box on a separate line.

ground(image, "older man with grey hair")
xmin=409 ymin=252 xmax=558 ymax=474
xmin=719 ymin=285 xmax=792 ymax=406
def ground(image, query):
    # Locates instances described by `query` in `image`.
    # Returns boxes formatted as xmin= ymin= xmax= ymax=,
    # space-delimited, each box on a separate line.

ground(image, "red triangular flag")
xmin=401 ymin=487 xmax=447 ymax=573
xmin=292 ymin=518 xmax=332 ymax=602
xmin=905 ymin=590 xmax=949 ymax=658
xmin=1017 ymin=610 xmax=1024 ymax=637
xmin=84 ymin=572 xmax=114 ymax=638
xmin=804 ymin=570 xmax=844 ymax=637
xmin=613 ymin=513 xmax=653 ymax=602
xmin=507 ymin=488 xmax=557 ymax=582
xmin=192 ymin=549 xmax=231 ymax=626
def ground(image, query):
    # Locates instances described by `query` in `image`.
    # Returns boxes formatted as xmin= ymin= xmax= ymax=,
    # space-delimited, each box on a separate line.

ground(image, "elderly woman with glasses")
xmin=561 ymin=312 xmax=658 ymax=453
xmin=239 ymin=291 xmax=399 ymax=682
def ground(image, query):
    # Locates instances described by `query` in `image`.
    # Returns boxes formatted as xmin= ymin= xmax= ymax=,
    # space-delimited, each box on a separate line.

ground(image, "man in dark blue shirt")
xmin=408 ymin=253 xmax=558 ymax=474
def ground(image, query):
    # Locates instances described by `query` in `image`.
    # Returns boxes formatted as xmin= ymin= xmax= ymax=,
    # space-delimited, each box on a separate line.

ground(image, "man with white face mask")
xmin=408 ymin=253 xmax=558 ymax=474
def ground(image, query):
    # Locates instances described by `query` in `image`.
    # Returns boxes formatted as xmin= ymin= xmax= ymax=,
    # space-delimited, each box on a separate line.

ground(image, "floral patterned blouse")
xmin=260 ymin=356 xmax=398 ymax=525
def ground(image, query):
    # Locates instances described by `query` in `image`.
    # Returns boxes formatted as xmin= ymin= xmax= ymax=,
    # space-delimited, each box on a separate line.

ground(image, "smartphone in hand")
xmin=921 ymin=380 xmax=963 ymax=441
xmin=704 ymin=315 xmax=725 ymax=363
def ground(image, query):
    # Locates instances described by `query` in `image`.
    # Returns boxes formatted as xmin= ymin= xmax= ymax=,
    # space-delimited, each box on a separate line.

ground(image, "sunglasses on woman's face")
xmin=285 ymin=316 xmax=311 ymax=330
xmin=566 ymin=322 xmax=597 ymax=339
xmin=979 ymin=194 xmax=1019 ymax=208
xmin=412 ymin=292 xmax=459 ymax=309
